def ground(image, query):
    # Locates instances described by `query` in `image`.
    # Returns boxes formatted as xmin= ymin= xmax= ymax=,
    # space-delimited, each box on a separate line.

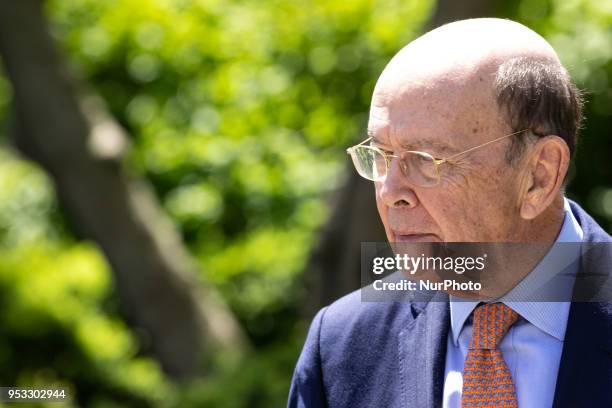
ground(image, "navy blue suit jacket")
xmin=288 ymin=202 xmax=612 ymax=407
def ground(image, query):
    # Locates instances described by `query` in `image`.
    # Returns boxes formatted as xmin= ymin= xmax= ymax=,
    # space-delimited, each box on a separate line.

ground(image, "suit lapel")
xmin=399 ymin=295 xmax=450 ymax=408
xmin=553 ymin=205 xmax=612 ymax=407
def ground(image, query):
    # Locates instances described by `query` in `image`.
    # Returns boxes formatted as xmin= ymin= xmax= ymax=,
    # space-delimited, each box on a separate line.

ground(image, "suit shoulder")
xmin=318 ymin=287 xmax=415 ymax=345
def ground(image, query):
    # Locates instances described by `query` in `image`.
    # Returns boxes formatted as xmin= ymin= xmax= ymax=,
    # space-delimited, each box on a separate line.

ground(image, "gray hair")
xmin=494 ymin=56 xmax=583 ymax=163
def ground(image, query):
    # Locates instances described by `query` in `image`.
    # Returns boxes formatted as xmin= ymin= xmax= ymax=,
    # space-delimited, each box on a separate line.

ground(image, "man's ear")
xmin=519 ymin=135 xmax=570 ymax=220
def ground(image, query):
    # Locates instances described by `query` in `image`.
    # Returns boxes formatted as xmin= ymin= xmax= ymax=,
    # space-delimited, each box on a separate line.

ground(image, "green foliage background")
xmin=0 ymin=0 xmax=609 ymax=406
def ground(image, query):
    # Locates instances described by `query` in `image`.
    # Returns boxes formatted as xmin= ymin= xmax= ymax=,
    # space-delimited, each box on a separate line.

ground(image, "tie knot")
xmin=469 ymin=303 xmax=519 ymax=350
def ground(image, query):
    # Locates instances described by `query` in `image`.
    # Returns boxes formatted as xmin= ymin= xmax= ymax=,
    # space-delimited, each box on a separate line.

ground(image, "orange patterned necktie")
xmin=461 ymin=302 xmax=520 ymax=408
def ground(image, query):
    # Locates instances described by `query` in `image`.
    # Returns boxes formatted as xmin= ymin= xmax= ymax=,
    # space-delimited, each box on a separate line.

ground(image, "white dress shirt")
xmin=443 ymin=198 xmax=584 ymax=408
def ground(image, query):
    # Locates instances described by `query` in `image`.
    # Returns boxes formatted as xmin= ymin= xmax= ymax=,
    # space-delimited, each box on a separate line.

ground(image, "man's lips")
xmin=391 ymin=233 xmax=441 ymax=242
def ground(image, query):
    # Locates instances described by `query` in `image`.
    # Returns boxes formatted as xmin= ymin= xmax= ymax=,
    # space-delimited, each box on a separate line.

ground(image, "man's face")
xmin=369 ymin=72 xmax=525 ymax=243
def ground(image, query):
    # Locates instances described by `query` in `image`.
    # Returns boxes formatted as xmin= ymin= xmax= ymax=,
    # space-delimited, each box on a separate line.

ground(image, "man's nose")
xmin=378 ymin=157 xmax=419 ymax=208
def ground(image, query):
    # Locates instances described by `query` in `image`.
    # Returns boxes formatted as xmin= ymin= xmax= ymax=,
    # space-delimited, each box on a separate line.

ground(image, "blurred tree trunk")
xmin=305 ymin=0 xmax=503 ymax=315
xmin=0 ymin=0 xmax=248 ymax=379
xmin=305 ymin=168 xmax=387 ymax=316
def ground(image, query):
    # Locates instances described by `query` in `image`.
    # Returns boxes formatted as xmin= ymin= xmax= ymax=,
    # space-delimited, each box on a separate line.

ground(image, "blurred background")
xmin=0 ymin=0 xmax=609 ymax=406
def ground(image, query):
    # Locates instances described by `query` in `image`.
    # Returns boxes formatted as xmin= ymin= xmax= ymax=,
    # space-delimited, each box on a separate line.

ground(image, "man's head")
xmin=367 ymin=18 xmax=583 ymax=243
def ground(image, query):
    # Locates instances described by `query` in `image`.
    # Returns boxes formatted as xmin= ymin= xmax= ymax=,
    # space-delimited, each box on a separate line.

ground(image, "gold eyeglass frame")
xmin=346 ymin=128 xmax=530 ymax=187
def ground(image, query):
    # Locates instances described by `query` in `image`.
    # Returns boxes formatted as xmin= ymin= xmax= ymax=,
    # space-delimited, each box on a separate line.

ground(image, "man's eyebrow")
xmin=369 ymin=136 xmax=457 ymax=154
xmin=404 ymin=140 xmax=456 ymax=153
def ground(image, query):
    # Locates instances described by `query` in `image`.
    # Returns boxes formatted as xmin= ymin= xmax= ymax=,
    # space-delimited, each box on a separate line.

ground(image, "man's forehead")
xmin=368 ymin=64 xmax=509 ymax=151
xmin=366 ymin=83 xmax=507 ymax=154
xmin=367 ymin=122 xmax=458 ymax=153
xmin=367 ymin=89 xmax=473 ymax=151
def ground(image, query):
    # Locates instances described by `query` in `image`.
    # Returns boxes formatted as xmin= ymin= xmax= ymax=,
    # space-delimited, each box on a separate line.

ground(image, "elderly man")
xmin=288 ymin=18 xmax=612 ymax=408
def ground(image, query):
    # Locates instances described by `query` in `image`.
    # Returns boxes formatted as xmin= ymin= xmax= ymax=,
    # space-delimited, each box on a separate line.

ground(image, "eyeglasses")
xmin=346 ymin=129 xmax=529 ymax=187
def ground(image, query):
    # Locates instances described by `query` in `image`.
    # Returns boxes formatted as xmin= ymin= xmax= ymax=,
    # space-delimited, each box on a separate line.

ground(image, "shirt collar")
xmin=449 ymin=198 xmax=583 ymax=346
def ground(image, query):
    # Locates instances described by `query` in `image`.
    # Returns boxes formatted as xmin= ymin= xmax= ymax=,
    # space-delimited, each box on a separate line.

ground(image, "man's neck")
xmin=448 ymin=196 xmax=568 ymax=300
xmin=523 ymin=195 xmax=566 ymax=243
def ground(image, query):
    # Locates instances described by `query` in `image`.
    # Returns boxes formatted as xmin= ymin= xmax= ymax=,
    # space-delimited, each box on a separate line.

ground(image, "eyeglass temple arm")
xmin=437 ymin=129 xmax=529 ymax=164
